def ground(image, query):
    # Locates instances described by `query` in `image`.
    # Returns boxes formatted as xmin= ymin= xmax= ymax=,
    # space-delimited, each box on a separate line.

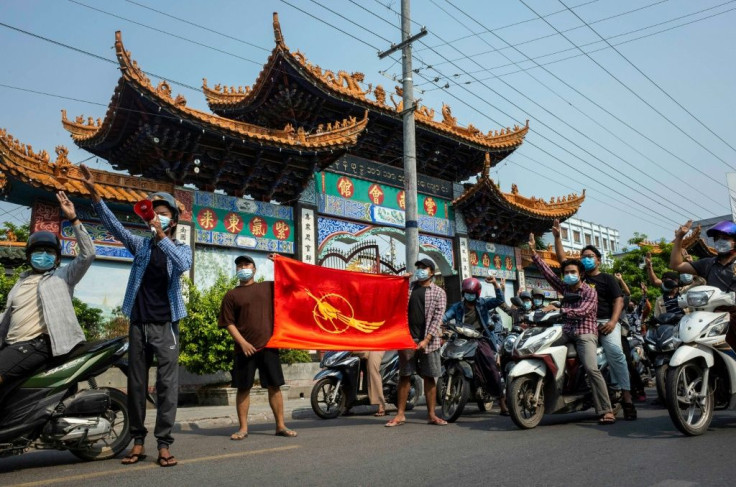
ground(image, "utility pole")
xmin=378 ymin=0 xmax=426 ymax=275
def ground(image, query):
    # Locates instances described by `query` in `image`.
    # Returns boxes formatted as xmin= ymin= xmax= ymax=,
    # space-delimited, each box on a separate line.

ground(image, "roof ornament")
xmin=373 ymin=85 xmax=387 ymax=106
xmin=441 ymin=103 xmax=457 ymax=127
xmin=273 ymin=12 xmax=287 ymax=50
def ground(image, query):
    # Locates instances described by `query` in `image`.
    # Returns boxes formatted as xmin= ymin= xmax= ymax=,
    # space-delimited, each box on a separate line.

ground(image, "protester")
xmin=0 ymin=192 xmax=94 ymax=388
xmin=386 ymin=258 xmax=447 ymax=427
xmin=81 ymin=165 xmax=192 ymax=467
xmin=531 ymin=288 xmax=546 ymax=311
xmin=528 ymin=232 xmax=615 ymax=424
xmin=551 ymin=219 xmax=636 ymax=420
xmin=354 ymin=351 xmax=387 ymax=416
xmin=218 ymin=255 xmax=297 ymax=439
xmin=614 ymin=273 xmax=647 ymax=403
xmin=443 ymin=276 xmax=508 ymax=415
xmin=670 ymin=220 xmax=736 ymax=293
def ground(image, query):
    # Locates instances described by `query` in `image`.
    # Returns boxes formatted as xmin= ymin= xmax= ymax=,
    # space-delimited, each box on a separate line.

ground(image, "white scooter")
xmin=665 ymin=285 xmax=736 ymax=436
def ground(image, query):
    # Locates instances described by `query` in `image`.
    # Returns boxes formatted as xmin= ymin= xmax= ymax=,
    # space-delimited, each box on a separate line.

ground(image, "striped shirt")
xmin=409 ymin=281 xmax=446 ymax=352
xmin=533 ymin=254 xmax=598 ymax=336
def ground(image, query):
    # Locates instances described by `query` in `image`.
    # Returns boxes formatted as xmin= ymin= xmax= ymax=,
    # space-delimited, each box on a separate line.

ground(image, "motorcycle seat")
xmin=566 ymin=343 xmax=578 ymax=358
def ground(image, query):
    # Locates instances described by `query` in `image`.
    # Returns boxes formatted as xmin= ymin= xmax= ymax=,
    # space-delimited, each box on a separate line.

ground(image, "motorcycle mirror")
xmin=510 ymin=296 xmax=524 ymax=307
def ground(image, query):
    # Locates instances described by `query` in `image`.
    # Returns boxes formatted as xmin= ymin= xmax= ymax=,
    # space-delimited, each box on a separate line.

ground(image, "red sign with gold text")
xmin=266 ymin=256 xmax=415 ymax=351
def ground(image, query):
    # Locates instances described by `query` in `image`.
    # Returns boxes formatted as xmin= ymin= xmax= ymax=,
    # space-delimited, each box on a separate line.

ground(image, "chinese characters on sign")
xmin=197 ymin=208 xmax=217 ymax=230
xmin=368 ymin=184 xmax=384 ymax=205
xmin=469 ymin=239 xmax=517 ymax=281
xmin=300 ymin=208 xmax=316 ymax=264
xmin=337 ymin=176 xmax=354 ymax=198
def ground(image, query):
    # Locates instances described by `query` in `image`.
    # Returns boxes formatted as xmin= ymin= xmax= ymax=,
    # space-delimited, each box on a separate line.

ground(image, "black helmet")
xmin=26 ymin=231 xmax=61 ymax=257
xmin=519 ymin=291 xmax=532 ymax=300
xmin=531 ymin=287 xmax=545 ymax=298
xmin=148 ymin=192 xmax=180 ymax=220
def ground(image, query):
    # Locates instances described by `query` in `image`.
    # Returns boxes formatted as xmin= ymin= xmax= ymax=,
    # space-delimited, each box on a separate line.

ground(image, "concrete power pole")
xmin=378 ymin=0 xmax=426 ymax=275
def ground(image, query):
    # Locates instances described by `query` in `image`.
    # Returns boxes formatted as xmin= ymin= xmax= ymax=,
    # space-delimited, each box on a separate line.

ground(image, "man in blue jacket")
xmin=443 ymin=275 xmax=507 ymax=414
xmin=81 ymin=165 xmax=192 ymax=467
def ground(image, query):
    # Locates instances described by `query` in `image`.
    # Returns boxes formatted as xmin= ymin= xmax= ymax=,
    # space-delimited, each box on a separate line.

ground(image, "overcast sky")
xmin=1 ymin=0 xmax=734 ymax=246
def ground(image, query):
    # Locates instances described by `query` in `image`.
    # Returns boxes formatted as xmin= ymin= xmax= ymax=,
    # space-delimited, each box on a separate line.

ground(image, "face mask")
xmin=463 ymin=292 xmax=477 ymax=302
xmin=30 ymin=251 xmax=56 ymax=271
xmin=533 ymin=298 xmax=543 ymax=307
xmin=523 ymin=301 xmax=532 ymax=310
xmin=157 ymin=215 xmax=171 ymax=231
xmin=414 ymin=269 xmax=430 ymax=281
xmin=236 ymin=268 xmax=254 ymax=281
xmin=680 ymin=273 xmax=693 ymax=284
xmin=581 ymin=256 xmax=596 ymax=271
xmin=563 ymin=274 xmax=579 ymax=285
xmin=714 ymin=239 xmax=733 ymax=255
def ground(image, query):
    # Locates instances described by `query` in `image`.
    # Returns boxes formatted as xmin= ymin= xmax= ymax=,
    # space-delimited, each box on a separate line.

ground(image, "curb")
xmin=171 ymin=407 xmax=318 ymax=431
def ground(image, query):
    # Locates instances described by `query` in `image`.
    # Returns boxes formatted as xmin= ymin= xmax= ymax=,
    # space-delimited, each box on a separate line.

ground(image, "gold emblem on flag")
xmin=304 ymin=288 xmax=385 ymax=334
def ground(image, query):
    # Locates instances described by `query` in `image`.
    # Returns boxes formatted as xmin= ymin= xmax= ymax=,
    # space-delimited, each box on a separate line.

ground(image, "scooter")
xmin=0 ymin=337 xmax=132 ymax=460
xmin=628 ymin=329 xmax=652 ymax=385
xmin=645 ymin=312 xmax=681 ymax=404
xmin=506 ymin=298 xmax=617 ymax=429
xmin=665 ymin=285 xmax=736 ymax=436
xmin=310 ymin=351 xmax=420 ymax=419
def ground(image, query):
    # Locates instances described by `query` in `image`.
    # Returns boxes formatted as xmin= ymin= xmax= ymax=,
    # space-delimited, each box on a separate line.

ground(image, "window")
xmin=595 ymin=235 xmax=600 ymax=247
xmin=585 ymin=234 xmax=591 ymax=245
xmin=610 ymin=239 xmax=616 ymax=252
xmin=573 ymin=230 xmax=581 ymax=243
xmin=561 ymin=227 xmax=569 ymax=240
xmin=603 ymin=239 xmax=608 ymax=250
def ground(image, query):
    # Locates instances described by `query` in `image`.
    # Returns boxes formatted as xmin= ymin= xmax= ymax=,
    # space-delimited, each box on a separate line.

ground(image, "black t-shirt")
xmin=408 ymin=286 xmax=427 ymax=340
xmin=691 ymin=256 xmax=736 ymax=292
xmin=131 ymin=244 xmax=171 ymax=324
xmin=584 ymin=272 xmax=622 ymax=320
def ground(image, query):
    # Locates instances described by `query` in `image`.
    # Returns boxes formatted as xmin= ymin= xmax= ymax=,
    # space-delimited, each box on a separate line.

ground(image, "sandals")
xmin=374 ymin=410 xmax=386 ymax=417
xmin=157 ymin=454 xmax=177 ymax=467
xmin=230 ymin=431 xmax=248 ymax=440
xmin=623 ymin=402 xmax=638 ymax=421
xmin=385 ymin=419 xmax=405 ymax=427
xmin=121 ymin=453 xmax=146 ymax=465
xmin=275 ymin=428 xmax=298 ymax=437
xmin=427 ymin=417 xmax=448 ymax=426
xmin=598 ymin=415 xmax=616 ymax=425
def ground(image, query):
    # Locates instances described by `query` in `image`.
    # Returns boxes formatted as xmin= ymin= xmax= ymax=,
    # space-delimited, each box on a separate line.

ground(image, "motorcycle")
xmin=437 ymin=322 xmax=498 ymax=422
xmin=310 ymin=350 xmax=420 ymax=419
xmin=0 ymin=337 xmax=132 ymax=460
xmin=645 ymin=312 xmax=681 ymax=404
xmin=665 ymin=285 xmax=736 ymax=436
xmin=627 ymin=329 xmax=652 ymax=385
xmin=499 ymin=324 xmax=524 ymax=389
xmin=506 ymin=298 xmax=618 ymax=429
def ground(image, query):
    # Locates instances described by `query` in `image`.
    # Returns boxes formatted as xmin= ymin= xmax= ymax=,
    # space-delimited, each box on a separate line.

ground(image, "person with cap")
xmin=443 ymin=276 xmax=509 ymax=415
xmin=0 ymin=192 xmax=94 ymax=389
xmin=218 ymin=254 xmax=297 ymax=440
xmin=671 ymin=220 xmax=736 ymax=293
xmin=80 ymin=165 xmax=192 ymax=467
xmin=386 ymin=258 xmax=447 ymax=427
xmin=531 ymin=288 xmax=546 ymax=311
xmin=551 ymin=219 xmax=636 ymax=420
xmin=510 ymin=290 xmax=533 ymax=329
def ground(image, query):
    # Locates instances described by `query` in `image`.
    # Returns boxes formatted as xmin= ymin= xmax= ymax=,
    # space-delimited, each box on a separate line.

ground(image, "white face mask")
xmin=714 ymin=239 xmax=733 ymax=255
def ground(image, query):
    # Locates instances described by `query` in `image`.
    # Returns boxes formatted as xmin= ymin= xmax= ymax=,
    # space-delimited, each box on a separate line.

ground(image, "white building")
xmin=555 ymin=217 xmax=620 ymax=267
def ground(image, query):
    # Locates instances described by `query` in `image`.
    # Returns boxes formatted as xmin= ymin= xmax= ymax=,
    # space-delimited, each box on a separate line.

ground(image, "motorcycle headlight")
xmin=647 ymin=343 xmax=657 ymax=352
xmin=321 ymin=352 xmax=344 ymax=368
xmin=706 ymin=320 xmax=729 ymax=338
xmin=687 ymin=289 xmax=714 ymax=307
xmin=503 ymin=335 xmax=518 ymax=354
xmin=515 ymin=327 xmax=555 ymax=356
xmin=660 ymin=337 xmax=675 ymax=351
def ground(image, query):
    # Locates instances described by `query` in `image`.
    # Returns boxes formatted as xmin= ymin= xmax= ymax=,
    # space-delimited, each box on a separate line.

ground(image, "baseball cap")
xmin=235 ymin=255 xmax=255 ymax=266
xmin=414 ymin=258 xmax=436 ymax=272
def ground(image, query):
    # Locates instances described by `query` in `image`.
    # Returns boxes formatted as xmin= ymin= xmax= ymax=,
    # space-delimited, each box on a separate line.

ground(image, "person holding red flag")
xmin=218 ymin=255 xmax=297 ymax=440
xmin=386 ymin=258 xmax=448 ymax=427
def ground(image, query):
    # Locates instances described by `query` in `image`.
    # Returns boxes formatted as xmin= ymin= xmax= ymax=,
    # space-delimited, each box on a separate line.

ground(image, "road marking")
xmin=6 ymin=445 xmax=300 ymax=487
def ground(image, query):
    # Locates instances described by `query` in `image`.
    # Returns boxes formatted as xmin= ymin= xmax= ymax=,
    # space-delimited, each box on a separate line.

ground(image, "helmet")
xmin=148 ymin=192 xmax=180 ymax=220
xmin=26 ymin=231 xmax=61 ymax=257
xmin=519 ymin=291 xmax=532 ymax=300
xmin=461 ymin=278 xmax=482 ymax=296
xmin=706 ymin=221 xmax=736 ymax=238
xmin=531 ymin=287 xmax=545 ymax=298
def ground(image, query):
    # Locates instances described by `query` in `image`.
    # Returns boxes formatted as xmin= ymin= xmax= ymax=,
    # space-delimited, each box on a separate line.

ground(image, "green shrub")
xmin=279 ymin=349 xmax=312 ymax=365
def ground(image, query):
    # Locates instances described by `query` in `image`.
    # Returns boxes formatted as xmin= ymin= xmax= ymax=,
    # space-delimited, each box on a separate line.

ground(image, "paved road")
xmin=2 ymin=395 xmax=736 ymax=486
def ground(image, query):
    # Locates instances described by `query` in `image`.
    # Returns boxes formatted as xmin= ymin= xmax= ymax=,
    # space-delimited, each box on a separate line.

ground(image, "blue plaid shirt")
xmin=92 ymin=201 xmax=192 ymax=322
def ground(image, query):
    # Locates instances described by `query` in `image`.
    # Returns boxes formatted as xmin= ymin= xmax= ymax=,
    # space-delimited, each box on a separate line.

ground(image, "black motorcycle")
xmin=0 ymin=337 xmax=132 ymax=461
xmin=310 ymin=351 xmax=420 ymax=419
xmin=645 ymin=312 xmax=681 ymax=404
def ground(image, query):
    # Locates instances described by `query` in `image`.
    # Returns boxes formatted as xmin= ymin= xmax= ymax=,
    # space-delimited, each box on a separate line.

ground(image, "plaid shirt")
xmin=0 ymin=223 xmax=95 ymax=355
xmin=93 ymin=201 xmax=192 ymax=323
xmin=533 ymin=254 xmax=598 ymax=336
xmin=409 ymin=280 xmax=447 ymax=352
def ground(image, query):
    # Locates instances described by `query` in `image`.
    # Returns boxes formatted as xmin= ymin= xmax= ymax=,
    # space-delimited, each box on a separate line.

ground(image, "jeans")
xmin=598 ymin=321 xmax=630 ymax=391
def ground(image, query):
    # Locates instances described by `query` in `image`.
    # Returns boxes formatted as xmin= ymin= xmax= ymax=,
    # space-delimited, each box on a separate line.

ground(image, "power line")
xmin=440 ymin=0 xmax=723 ymax=215
xmin=517 ymin=0 xmax=736 ymax=172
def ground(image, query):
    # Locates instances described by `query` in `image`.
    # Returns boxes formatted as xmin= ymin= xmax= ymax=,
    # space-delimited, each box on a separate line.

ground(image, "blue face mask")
xmin=30 ymin=251 xmax=56 ymax=271
xmin=533 ymin=298 xmax=543 ymax=307
xmin=414 ymin=269 xmax=430 ymax=281
xmin=236 ymin=268 xmax=254 ymax=281
xmin=563 ymin=274 xmax=579 ymax=285
xmin=581 ymin=256 xmax=596 ymax=271
xmin=463 ymin=292 xmax=477 ymax=302
xmin=680 ymin=273 xmax=693 ymax=285
xmin=523 ymin=301 xmax=532 ymax=310
xmin=157 ymin=215 xmax=171 ymax=231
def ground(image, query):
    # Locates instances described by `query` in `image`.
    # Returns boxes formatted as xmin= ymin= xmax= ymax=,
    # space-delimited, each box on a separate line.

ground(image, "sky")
xmin=1 ymin=0 xmax=735 ymax=247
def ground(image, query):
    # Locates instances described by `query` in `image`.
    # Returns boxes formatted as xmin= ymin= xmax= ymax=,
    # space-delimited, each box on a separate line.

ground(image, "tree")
xmin=0 ymin=222 xmax=30 ymax=242
xmin=610 ymin=233 xmax=673 ymax=303
xmin=73 ymin=297 xmax=105 ymax=340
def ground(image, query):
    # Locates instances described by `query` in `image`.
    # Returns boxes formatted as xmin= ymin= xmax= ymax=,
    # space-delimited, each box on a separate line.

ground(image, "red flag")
xmin=266 ymin=255 xmax=415 ymax=351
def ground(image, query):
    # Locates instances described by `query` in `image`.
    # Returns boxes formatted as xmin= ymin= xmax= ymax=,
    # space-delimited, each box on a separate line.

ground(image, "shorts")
xmin=0 ymin=335 xmax=52 ymax=383
xmin=231 ymin=348 xmax=285 ymax=390
xmin=399 ymin=341 xmax=441 ymax=378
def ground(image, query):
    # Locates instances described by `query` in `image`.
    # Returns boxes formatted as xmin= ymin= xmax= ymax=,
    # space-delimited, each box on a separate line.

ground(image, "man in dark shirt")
xmin=219 ymin=255 xmax=296 ymax=440
xmin=671 ymin=220 xmax=736 ymax=293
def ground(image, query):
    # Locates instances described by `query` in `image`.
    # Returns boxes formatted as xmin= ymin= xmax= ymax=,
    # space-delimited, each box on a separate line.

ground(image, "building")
xmin=556 ymin=217 xmax=620 ymax=267
xmin=692 ymin=215 xmax=731 ymax=247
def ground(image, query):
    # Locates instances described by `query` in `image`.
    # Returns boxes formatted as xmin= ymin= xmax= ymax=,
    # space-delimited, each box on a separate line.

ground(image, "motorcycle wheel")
xmin=69 ymin=388 xmax=130 ymax=461
xmin=310 ymin=377 xmax=345 ymax=419
xmin=508 ymin=375 xmax=545 ymax=429
xmin=666 ymin=362 xmax=714 ymax=436
xmin=440 ymin=370 xmax=469 ymax=423
xmin=656 ymin=364 xmax=668 ymax=405
xmin=405 ymin=375 xmax=420 ymax=411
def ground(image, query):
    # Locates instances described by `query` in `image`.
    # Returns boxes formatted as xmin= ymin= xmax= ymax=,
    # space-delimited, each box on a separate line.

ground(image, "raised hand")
xmin=645 ymin=252 xmax=652 ymax=267
xmin=55 ymin=191 xmax=76 ymax=220
xmin=614 ymin=272 xmax=622 ymax=281
xmin=79 ymin=164 xmax=101 ymax=202
xmin=551 ymin=219 xmax=561 ymax=238
xmin=640 ymin=282 xmax=648 ymax=295
xmin=674 ymin=220 xmax=693 ymax=239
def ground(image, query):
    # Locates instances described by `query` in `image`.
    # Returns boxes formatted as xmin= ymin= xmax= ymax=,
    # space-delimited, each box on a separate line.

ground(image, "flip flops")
xmin=157 ymin=454 xmax=177 ymax=467
xmin=121 ymin=453 xmax=146 ymax=465
xmin=427 ymin=417 xmax=448 ymax=426
xmin=374 ymin=410 xmax=386 ymax=417
xmin=598 ymin=415 xmax=616 ymax=425
xmin=384 ymin=419 xmax=405 ymax=427
xmin=275 ymin=428 xmax=298 ymax=437
xmin=230 ymin=431 xmax=248 ymax=440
